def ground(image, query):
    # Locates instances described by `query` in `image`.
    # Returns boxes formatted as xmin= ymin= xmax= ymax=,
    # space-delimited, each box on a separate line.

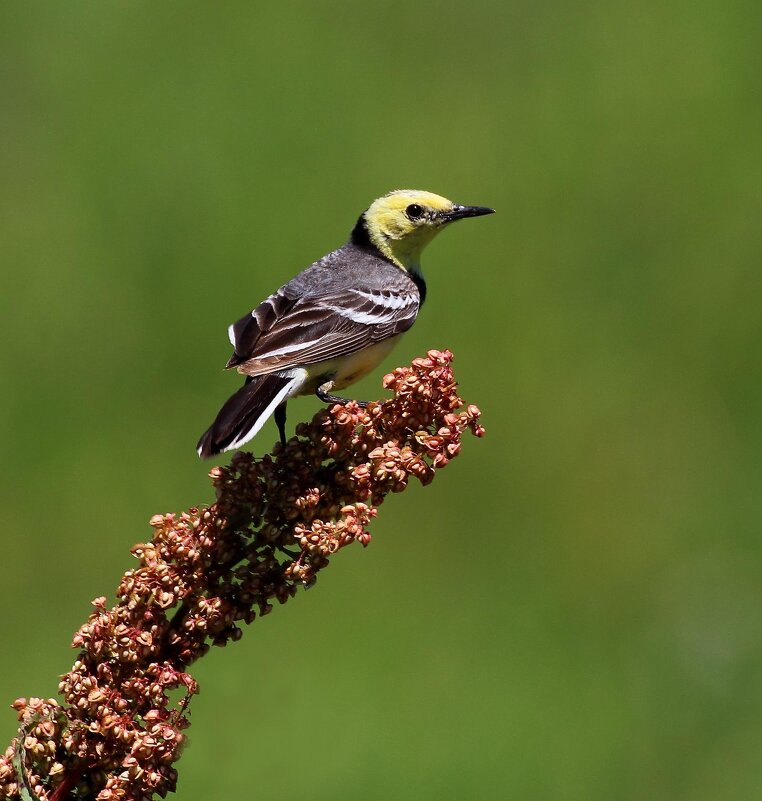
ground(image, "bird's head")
xmin=356 ymin=189 xmax=494 ymax=273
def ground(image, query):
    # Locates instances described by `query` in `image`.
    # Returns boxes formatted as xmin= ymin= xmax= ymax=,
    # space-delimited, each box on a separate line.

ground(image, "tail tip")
xmin=196 ymin=429 xmax=216 ymax=460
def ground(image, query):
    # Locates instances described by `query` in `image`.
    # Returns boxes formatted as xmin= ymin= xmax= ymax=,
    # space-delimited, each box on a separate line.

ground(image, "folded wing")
xmin=227 ymin=285 xmax=420 ymax=376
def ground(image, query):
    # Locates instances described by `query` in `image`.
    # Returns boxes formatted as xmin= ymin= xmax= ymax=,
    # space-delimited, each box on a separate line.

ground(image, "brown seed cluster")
xmin=0 ymin=350 xmax=483 ymax=801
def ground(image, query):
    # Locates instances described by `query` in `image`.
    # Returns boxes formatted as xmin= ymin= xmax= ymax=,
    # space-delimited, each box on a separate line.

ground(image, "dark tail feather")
xmin=196 ymin=373 xmax=298 ymax=459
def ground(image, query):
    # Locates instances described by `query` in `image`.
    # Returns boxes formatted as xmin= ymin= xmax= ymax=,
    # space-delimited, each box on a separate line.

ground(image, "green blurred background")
xmin=2 ymin=1 xmax=761 ymax=799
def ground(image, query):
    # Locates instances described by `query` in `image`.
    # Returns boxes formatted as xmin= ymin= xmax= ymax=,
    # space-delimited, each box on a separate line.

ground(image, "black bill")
xmin=441 ymin=205 xmax=496 ymax=222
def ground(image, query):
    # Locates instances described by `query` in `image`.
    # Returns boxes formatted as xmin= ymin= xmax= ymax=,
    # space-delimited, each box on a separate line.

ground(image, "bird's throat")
xmin=365 ymin=220 xmax=437 ymax=273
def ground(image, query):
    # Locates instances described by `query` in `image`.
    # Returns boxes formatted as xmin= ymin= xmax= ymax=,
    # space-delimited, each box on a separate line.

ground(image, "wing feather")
xmin=227 ymin=285 xmax=420 ymax=376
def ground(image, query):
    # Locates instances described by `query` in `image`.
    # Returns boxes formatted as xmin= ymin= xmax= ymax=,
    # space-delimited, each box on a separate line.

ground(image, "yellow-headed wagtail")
xmin=197 ymin=190 xmax=494 ymax=458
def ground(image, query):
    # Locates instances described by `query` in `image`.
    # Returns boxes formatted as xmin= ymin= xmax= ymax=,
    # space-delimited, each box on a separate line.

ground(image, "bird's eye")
xmin=406 ymin=203 xmax=424 ymax=220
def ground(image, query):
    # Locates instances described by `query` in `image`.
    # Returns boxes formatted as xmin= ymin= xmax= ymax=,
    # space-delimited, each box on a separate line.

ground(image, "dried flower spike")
xmin=0 ymin=350 xmax=483 ymax=801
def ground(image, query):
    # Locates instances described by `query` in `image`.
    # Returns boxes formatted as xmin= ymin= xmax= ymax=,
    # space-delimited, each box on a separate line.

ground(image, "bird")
xmin=196 ymin=189 xmax=494 ymax=459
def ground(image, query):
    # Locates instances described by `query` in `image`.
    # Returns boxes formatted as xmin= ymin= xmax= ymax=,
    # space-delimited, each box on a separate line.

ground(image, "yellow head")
xmin=357 ymin=189 xmax=494 ymax=272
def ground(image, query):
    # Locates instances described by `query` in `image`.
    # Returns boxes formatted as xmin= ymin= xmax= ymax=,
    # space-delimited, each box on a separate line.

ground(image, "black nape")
xmin=350 ymin=214 xmax=372 ymax=249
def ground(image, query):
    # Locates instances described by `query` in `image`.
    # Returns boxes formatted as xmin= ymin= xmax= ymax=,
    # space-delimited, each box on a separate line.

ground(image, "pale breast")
xmin=299 ymin=335 xmax=404 ymax=394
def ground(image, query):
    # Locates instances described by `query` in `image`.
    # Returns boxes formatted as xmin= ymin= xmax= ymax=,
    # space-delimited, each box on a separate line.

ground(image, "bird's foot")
xmin=316 ymin=381 xmax=369 ymax=408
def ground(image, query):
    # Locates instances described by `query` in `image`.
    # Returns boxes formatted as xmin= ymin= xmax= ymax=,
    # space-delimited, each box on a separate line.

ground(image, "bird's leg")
xmin=274 ymin=401 xmax=288 ymax=446
xmin=316 ymin=380 xmax=369 ymax=409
